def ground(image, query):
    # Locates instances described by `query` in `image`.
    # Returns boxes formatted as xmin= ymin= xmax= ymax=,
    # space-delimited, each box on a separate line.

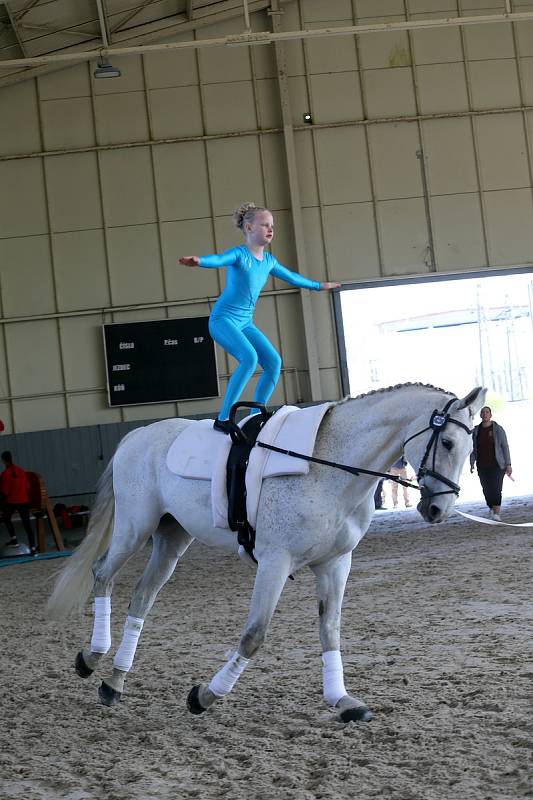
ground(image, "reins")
xmin=256 ymin=442 xmax=419 ymax=490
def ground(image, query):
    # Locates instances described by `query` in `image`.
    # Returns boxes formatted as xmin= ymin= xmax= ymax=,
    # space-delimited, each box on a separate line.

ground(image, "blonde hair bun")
xmin=233 ymin=201 xmax=267 ymax=229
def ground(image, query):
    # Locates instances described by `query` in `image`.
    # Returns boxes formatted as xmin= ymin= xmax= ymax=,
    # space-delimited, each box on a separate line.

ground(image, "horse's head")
xmin=404 ymin=386 xmax=487 ymax=524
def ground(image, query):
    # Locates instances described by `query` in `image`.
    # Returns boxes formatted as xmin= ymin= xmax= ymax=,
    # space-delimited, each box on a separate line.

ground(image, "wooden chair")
xmin=26 ymin=472 xmax=65 ymax=553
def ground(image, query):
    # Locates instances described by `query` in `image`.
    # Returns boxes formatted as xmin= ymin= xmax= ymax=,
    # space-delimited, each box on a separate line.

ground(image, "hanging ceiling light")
xmin=94 ymin=58 xmax=121 ymax=79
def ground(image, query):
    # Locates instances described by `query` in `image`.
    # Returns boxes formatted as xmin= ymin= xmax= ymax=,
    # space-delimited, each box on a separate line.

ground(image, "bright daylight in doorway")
xmin=339 ymin=271 xmax=533 ymax=503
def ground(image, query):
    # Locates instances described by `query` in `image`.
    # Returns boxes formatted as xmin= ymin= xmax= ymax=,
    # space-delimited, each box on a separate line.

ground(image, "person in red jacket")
xmin=0 ymin=451 xmax=37 ymax=555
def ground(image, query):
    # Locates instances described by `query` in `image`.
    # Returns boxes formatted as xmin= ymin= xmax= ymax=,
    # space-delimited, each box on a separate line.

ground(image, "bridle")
xmin=402 ymin=398 xmax=473 ymax=500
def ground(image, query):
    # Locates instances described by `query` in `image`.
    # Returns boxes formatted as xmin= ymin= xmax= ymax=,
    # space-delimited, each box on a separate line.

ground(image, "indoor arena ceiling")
xmin=2 ymin=1 xmax=533 ymax=88
xmin=0 ymin=0 xmax=281 ymax=84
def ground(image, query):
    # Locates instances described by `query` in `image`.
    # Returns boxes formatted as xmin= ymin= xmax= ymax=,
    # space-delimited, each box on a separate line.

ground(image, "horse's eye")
xmin=442 ymin=438 xmax=453 ymax=451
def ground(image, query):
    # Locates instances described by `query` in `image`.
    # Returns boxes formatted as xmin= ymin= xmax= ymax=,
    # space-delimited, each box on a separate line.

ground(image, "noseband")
xmin=403 ymin=398 xmax=473 ymax=500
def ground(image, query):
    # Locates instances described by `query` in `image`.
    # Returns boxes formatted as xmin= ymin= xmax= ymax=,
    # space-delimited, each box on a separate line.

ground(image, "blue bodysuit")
xmin=199 ymin=245 xmax=321 ymax=420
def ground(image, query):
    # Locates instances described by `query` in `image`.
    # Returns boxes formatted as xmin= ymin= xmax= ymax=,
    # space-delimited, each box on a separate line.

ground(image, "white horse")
xmin=48 ymin=383 xmax=485 ymax=722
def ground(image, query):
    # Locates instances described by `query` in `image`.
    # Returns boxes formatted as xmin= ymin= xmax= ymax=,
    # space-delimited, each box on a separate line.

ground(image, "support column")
xmin=270 ymin=0 xmax=322 ymax=401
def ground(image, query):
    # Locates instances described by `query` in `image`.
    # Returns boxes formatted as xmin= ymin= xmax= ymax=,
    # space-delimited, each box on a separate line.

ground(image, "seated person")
xmin=0 ymin=450 xmax=37 ymax=556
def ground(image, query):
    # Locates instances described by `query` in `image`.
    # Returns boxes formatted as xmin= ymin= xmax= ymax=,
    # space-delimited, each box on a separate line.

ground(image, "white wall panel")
xmin=0 ymin=81 xmax=41 ymax=155
xmin=411 ymin=27 xmax=463 ymax=65
xmin=106 ymin=224 xmax=164 ymax=305
xmin=261 ymin=133 xmax=290 ymax=210
xmin=143 ymin=38 xmax=198 ymax=89
xmin=304 ymin=23 xmax=358 ymax=74
xmin=358 ymin=31 xmax=410 ymax=70
xmin=302 ymin=206 xmax=327 ymax=282
xmin=198 ymin=19 xmax=252 ymax=84
xmin=41 ymin=97 xmax=95 ymax=151
xmin=59 ymin=315 xmax=106 ymax=391
xmin=519 ymin=57 xmax=533 ymax=104
xmin=66 ymin=392 xmax=122 ymax=427
xmin=6 ymin=319 xmax=63 ymax=395
xmin=516 ymin=21 xmax=533 ymax=56
xmin=94 ymin=93 xmax=149 ymax=145
xmin=423 ymin=118 xmax=479 ymax=195
xmin=355 ymin=0 xmax=405 ymax=16
xmin=270 ymin=208 xmax=298 ymax=290
xmin=416 ymin=63 xmax=470 ymax=114
xmin=255 ymin=79 xmax=282 ymax=129
xmin=363 ymin=68 xmax=416 ymax=118
xmin=315 ymin=127 xmax=372 ymax=205
xmin=275 ymin=292 xmax=306 ymax=373
xmin=53 ymin=229 xmax=110 ymax=311
xmin=322 ymin=203 xmax=380 ymax=280
xmin=160 ymin=218 xmax=219 ymax=301
xmin=302 ymin=0 xmax=353 ymax=21
xmin=369 ymin=123 xmax=422 ymax=200
xmin=149 ymin=86 xmax=204 ymax=139
xmin=309 ymin=72 xmax=363 ymax=123
xmin=377 ymin=198 xmax=429 ymax=274
xmin=0 ymin=159 xmax=48 ymax=238
xmin=203 ymin=81 xmax=257 ymax=134
xmin=464 ymin=22 xmax=515 ymax=60
xmin=45 ymin=152 xmax=102 ymax=232
xmin=484 ymin=188 xmax=533 ymax=265
xmin=0 ymin=235 xmax=55 ymax=317
xmin=153 ymin=142 xmax=211 ymax=222
xmin=432 ymin=193 xmax=487 ymax=269
xmin=207 ymin=137 xmax=264 ymax=216
xmin=311 ymin=291 xmax=339 ymax=367
xmin=288 ymin=75 xmax=311 ymax=126
xmin=468 ymin=60 xmax=521 ymax=109
xmin=475 ymin=113 xmax=530 ymax=190
xmin=13 ymin=396 xmax=67 ymax=432
xmin=38 ymin=63 xmax=90 ymax=100
xmin=99 ymin=147 xmax=157 ymax=227
xmin=294 ymin=131 xmax=319 ymax=207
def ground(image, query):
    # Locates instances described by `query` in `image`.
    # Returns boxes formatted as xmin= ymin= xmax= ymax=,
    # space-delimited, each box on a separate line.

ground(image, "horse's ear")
xmin=455 ymin=386 xmax=487 ymax=414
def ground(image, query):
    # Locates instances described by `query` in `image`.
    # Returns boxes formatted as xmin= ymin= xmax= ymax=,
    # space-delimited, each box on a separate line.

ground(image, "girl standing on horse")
xmin=179 ymin=202 xmax=339 ymax=434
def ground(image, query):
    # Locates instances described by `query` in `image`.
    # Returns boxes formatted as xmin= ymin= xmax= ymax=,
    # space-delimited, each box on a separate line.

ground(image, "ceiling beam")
xmin=186 ymin=0 xmax=194 ymax=20
xmin=95 ymin=0 xmax=110 ymax=47
xmin=12 ymin=0 xmax=42 ymax=22
xmin=3 ymin=8 xmax=533 ymax=72
xmin=19 ymin=22 xmax=98 ymax=40
xmin=110 ymin=0 xmax=157 ymax=35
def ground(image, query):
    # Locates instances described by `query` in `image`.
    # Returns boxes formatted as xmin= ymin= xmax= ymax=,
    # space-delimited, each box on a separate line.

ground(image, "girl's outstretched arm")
xmin=179 ymin=247 xmax=240 ymax=269
xmin=271 ymin=262 xmax=340 ymax=291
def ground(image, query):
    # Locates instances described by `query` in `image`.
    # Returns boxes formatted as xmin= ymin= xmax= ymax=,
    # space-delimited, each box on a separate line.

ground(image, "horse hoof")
xmin=339 ymin=705 xmax=373 ymax=723
xmin=187 ymin=685 xmax=207 ymax=715
xmin=74 ymin=651 xmax=94 ymax=679
xmin=98 ymin=681 xmax=122 ymax=706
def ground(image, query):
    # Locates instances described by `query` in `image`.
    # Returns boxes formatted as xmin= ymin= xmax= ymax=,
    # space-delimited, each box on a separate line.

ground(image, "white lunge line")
xmin=455 ymin=509 xmax=533 ymax=527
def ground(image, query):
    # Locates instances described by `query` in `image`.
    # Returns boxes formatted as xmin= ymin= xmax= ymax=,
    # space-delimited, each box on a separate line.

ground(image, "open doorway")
xmin=334 ymin=268 xmax=533 ymax=504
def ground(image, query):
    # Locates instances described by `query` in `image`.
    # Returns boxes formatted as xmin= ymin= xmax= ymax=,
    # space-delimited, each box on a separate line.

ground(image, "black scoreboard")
xmin=103 ymin=317 xmax=219 ymax=407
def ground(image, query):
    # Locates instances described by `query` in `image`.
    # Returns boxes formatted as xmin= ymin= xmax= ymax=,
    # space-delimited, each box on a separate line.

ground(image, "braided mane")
xmin=334 ymin=382 xmax=456 ymax=407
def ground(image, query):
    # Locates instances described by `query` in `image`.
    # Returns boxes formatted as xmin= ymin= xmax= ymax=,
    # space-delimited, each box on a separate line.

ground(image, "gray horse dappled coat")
xmin=47 ymin=383 xmax=486 ymax=722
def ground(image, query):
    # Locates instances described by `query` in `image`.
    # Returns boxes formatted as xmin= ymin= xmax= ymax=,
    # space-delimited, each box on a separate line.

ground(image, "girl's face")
xmin=245 ymin=211 xmax=274 ymax=246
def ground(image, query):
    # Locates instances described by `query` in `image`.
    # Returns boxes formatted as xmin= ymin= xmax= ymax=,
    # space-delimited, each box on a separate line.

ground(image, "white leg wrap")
xmin=208 ymin=651 xmax=250 ymax=698
xmin=113 ymin=616 xmax=144 ymax=672
xmin=90 ymin=596 xmax=111 ymax=654
xmin=322 ymin=650 xmax=347 ymax=707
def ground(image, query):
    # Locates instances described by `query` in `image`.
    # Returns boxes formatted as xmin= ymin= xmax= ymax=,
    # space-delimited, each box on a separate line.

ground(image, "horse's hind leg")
xmin=311 ymin=553 xmax=372 ymax=723
xmin=76 ymin=503 xmax=161 ymax=679
xmin=187 ymin=553 xmax=292 ymax=715
xmin=98 ymin=518 xmax=193 ymax=706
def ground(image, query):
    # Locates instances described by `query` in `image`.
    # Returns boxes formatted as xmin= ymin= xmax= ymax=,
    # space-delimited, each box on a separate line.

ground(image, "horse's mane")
xmin=334 ymin=382 xmax=457 ymax=407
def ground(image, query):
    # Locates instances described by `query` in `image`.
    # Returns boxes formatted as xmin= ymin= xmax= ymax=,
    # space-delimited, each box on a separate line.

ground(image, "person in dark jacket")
xmin=470 ymin=407 xmax=512 ymax=521
xmin=0 ymin=451 xmax=37 ymax=554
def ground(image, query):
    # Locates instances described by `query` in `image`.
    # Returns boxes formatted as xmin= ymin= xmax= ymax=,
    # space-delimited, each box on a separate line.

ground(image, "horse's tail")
xmin=47 ymin=455 xmax=116 ymax=619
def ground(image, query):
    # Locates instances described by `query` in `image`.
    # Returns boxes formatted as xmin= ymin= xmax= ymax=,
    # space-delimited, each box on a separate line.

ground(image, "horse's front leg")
xmin=187 ymin=553 xmax=291 ymax=715
xmin=311 ymin=552 xmax=372 ymax=723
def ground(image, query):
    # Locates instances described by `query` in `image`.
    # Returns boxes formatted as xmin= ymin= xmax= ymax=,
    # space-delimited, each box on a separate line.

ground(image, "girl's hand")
xmin=179 ymin=256 xmax=200 ymax=267
xmin=320 ymin=281 xmax=341 ymax=290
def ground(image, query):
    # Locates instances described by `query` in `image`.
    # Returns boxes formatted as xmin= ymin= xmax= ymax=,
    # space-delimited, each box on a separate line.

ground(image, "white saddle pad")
xmin=165 ymin=403 xmax=334 ymax=530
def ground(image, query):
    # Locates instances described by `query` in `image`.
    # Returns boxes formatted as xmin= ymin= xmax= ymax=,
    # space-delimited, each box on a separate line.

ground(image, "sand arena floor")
xmin=0 ymin=495 xmax=532 ymax=800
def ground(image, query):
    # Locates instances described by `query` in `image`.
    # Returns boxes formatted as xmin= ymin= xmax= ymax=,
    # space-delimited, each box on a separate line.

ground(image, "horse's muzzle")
xmin=417 ymin=497 xmax=446 ymax=524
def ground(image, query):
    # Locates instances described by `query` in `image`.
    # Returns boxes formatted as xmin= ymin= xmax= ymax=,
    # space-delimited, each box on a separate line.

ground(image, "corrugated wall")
xmin=2 ymin=0 xmax=533 ymax=445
